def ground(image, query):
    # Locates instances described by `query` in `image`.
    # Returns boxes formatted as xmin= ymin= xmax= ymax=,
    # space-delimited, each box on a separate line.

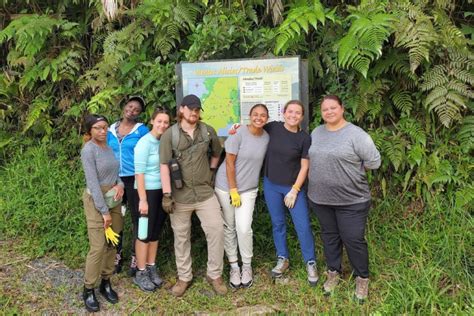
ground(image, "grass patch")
xmin=0 ymin=142 xmax=472 ymax=313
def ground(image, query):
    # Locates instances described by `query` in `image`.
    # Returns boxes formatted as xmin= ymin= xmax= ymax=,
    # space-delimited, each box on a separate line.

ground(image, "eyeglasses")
xmin=91 ymin=126 xmax=108 ymax=132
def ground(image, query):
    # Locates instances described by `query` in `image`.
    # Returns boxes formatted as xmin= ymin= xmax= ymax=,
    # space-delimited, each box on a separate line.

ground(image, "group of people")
xmin=80 ymin=93 xmax=380 ymax=312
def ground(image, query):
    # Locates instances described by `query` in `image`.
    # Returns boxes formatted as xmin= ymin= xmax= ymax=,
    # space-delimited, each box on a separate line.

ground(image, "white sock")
xmin=243 ymin=263 xmax=251 ymax=268
xmin=230 ymin=262 xmax=239 ymax=269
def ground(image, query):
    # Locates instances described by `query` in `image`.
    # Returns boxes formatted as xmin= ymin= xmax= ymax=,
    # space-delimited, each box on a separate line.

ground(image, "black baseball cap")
xmin=123 ymin=95 xmax=146 ymax=111
xmin=181 ymin=94 xmax=202 ymax=110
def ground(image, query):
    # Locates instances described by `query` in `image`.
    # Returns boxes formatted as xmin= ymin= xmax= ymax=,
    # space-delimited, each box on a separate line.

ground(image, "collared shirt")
xmin=160 ymin=122 xmax=222 ymax=204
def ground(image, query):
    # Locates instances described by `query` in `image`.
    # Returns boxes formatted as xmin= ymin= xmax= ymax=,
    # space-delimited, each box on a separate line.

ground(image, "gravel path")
xmin=0 ymin=240 xmax=276 ymax=314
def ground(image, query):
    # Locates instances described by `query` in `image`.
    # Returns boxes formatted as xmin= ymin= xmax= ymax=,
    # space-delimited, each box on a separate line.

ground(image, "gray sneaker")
xmin=306 ymin=261 xmax=319 ymax=286
xmin=271 ymin=256 xmax=289 ymax=278
xmin=241 ymin=265 xmax=253 ymax=288
xmin=147 ymin=265 xmax=163 ymax=288
xmin=354 ymin=276 xmax=369 ymax=301
xmin=134 ymin=269 xmax=156 ymax=292
xmin=229 ymin=266 xmax=241 ymax=289
xmin=323 ymin=270 xmax=340 ymax=295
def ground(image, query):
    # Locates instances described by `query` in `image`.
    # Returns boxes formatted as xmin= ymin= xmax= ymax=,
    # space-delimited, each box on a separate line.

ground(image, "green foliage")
xmin=420 ymin=49 xmax=474 ymax=127
xmin=0 ymin=141 xmax=87 ymax=263
xmin=0 ymin=15 xmax=79 ymax=66
xmin=0 ymin=1 xmax=472 ymax=313
xmin=185 ymin=2 xmax=275 ymax=61
xmin=0 ymin=142 xmax=472 ymax=314
xmin=456 ymin=115 xmax=474 ymax=152
xmin=393 ymin=1 xmax=438 ymax=72
xmin=337 ymin=0 xmax=395 ymax=78
xmin=134 ymin=0 xmax=200 ymax=57
xmin=274 ymin=0 xmax=334 ymax=55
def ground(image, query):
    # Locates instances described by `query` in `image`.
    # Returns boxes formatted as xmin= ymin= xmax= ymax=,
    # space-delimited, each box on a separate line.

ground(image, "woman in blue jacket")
xmin=107 ymin=95 xmax=149 ymax=275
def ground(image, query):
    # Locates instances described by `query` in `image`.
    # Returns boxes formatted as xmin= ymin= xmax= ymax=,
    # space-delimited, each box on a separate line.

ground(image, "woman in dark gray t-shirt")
xmin=308 ymin=95 xmax=381 ymax=301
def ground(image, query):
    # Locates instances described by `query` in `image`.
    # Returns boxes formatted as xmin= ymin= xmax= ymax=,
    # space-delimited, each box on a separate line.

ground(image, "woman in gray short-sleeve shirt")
xmin=308 ymin=95 xmax=380 ymax=301
xmin=215 ymin=104 xmax=269 ymax=289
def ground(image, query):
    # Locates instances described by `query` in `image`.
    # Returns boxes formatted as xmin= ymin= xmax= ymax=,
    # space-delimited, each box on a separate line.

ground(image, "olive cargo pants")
xmin=83 ymin=186 xmax=123 ymax=289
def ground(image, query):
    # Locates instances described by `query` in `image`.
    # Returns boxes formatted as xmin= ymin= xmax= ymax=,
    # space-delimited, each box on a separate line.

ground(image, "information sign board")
xmin=176 ymin=57 xmax=308 ymax=136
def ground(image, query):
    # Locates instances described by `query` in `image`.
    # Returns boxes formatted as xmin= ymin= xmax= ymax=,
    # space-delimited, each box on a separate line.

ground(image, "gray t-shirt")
xmin=81 ymin=141 xmax=123 ymax=214
xmin=215 ymin=125 xmax=269 ymax=192
xmin=308 ymin=123 xmax=381 ymax=205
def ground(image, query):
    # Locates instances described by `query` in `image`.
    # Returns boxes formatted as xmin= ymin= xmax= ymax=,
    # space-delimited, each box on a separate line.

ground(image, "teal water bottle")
xmin=138 ymin=214 xmax=148 ymax=240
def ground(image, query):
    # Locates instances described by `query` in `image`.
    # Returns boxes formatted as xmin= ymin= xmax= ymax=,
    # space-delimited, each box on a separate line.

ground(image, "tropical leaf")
xmin=337 ymin=1 xmax=395 ymax=78
xmin=274 ymin=0 xmax=331 ymax=55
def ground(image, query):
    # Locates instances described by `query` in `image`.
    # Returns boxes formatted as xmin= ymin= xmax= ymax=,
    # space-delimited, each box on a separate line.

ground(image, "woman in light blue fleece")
xmin=132 ymin=107 xmax=171 ymax=292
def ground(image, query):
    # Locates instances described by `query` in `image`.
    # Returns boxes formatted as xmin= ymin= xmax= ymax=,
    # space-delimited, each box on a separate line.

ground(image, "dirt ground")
xmin=0 ymin=240 xmax=277 ymax=314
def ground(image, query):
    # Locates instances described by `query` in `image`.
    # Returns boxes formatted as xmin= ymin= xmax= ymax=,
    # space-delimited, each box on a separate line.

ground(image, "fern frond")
xmin=433 ymin=9 xmax=468 ymax=48
xmin=420 ymin=65 xmax=448 ymax=91
xmin=274 ymin=0 xmax=330 ymax=55
xmin=407 ymin=143 xmax=425 ymax=167
xmin=337 ymin=2 xmax=395 ymax=77
xmin=431 ymin=100 xmax=462 ymax=127
xmin=455 ymin=70 xmax=474 ymax=86
xmin=382 ymin=134 xmax=406 ymax=171
xmin=456 ymin=115 xmax=474 ymax=151
xmin=398 ymin=117 xmax=427 ymax=146
xmin=391 ymin=90 xmax=414 ymax=114
xmin=393 ymin=11 xmax=438 ymax=72
xmin=455 ymin=184 xmax=474 ymax=209
xmin=22 ymin=97 xmax=51 ymax=133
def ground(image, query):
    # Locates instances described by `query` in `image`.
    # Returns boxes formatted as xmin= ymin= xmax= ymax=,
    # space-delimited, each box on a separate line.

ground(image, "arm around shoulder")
xmin=207 ymin=124 xmax=222 ymax=158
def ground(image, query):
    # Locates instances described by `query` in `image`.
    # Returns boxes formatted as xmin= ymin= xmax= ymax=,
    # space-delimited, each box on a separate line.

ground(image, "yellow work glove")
xmin=284 ymin=187 xmax=299 ymax=209
xmin=105 ymin=226 xmax=120 ymax=246
xmin=229 ymin=188 xmax=241 ymax=207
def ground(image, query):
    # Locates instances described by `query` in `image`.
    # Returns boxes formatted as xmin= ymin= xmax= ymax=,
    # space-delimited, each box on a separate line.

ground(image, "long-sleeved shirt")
xmin=81 ymin=141 xmax=123 ymax=214
xmin=308 ymin=123 xmax=381 ymax=205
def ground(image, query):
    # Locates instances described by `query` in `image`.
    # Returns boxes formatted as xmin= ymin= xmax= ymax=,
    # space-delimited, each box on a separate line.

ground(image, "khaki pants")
xmin=83 ymin=186 xmax=123 ymax=289
xmin=170 ymin=195 xmax=224 ymax=281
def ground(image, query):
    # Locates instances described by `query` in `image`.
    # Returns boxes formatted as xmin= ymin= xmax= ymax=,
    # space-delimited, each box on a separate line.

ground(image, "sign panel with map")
xmin=176 ymin=57 xmax=304 ymax=136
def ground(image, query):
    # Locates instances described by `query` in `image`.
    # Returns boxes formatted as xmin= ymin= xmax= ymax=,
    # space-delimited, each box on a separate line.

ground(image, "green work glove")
xmin=229 ymin=188 xmax=241 ymax=207
xmin=162 ymin=193 xmax=175 ymax=214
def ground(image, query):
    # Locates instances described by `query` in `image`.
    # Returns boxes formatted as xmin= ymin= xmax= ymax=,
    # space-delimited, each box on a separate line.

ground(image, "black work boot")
xmin=83 ymin=287 xmax=100 ymax=312
xmin=99 ymin=279 xmax=119 ymax=304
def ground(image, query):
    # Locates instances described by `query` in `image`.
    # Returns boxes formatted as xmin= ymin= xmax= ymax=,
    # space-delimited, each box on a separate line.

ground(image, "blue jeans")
xmin=263 ymin=177 xmax=315 ymax=263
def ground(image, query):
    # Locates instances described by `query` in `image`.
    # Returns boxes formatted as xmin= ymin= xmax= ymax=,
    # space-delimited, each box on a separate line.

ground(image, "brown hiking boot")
xmin=170 ymin=279 xmax=191 ymax=297
xmin=206 ymin=275 xmax=228 ymax=295
xmin=323 ymin=270 xmax=340 ymax=295
xmin=354 ymin=276 xmax=369 ymax=301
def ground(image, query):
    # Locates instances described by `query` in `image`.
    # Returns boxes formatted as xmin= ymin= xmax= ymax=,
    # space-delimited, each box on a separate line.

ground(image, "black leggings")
xmin=135 ymin=189 xmax=167 ymax=243
xmin=309 ymin=200 xmax=371 ymax=278
xmin=115 ymin=176 xmax=139 ymax=262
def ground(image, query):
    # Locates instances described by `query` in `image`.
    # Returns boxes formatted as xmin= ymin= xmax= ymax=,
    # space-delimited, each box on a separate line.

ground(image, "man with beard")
xmin=159 ymin=94 xmax=227 ymax=297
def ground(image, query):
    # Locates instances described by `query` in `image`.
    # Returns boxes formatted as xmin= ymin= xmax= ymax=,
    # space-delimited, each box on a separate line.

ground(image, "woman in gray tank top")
xmin=307 ymin=95 xmax=381 ymax=301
